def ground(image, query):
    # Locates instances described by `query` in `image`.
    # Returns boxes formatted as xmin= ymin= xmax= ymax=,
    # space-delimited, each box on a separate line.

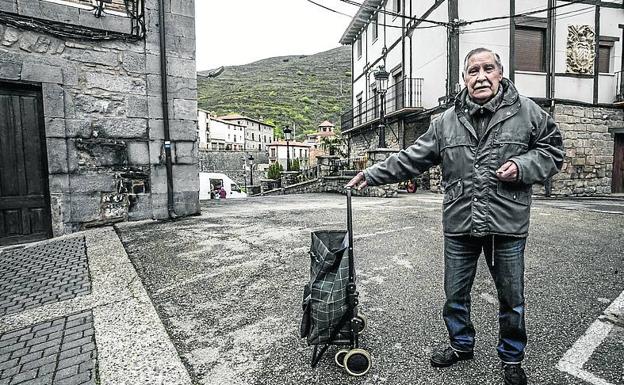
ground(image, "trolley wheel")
xmin=334 ymin=349 xmax=349 ymax=368
xmin=343 ymin=348 xmax=372 ymax=376
xmin=354 ymin=312 xmax=368 ymax=335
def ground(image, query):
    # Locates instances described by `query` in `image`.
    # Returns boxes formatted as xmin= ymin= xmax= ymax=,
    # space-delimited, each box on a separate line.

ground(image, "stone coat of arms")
xmin=566 ymin=25 xmax=595 ymax=74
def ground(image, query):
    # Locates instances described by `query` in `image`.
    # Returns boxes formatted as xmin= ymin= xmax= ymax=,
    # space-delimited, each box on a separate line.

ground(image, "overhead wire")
xmin=461 ymin=5 xmax=595 ymax=34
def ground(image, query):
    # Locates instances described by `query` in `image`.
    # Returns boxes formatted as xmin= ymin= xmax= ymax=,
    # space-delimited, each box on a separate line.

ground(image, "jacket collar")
xmin=454 ymin=79 xmax=520 ymax=141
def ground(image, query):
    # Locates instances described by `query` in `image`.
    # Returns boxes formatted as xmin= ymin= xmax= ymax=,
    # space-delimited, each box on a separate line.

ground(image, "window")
xmin=258 ymin=144 xmax=262 ymax=150
xmin=598 ymin=38 xmax=615 ymax=73
xmin=372 ymin=14 xmax=378 ymax=41
xmin=271 ymin=148 xmax=276 ymax=158
xmin=514 ymin=27 xmax=546 ymax=72
xmin=299 ymin=149 xmax=303 ymax=158
xmin=252 ymin=133 xmax=255 ymax=141
xmin=357 ymin=36 xmax=362 ymax=59
xmin=393 ymin=0 xmax=401 ymax=13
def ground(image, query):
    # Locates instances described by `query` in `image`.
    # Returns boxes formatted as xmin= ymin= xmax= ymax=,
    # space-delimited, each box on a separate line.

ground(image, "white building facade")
xmin=197 ymin=110 xmax=245 ymax=151
xmin=340 ymin=0 xmax=624 ymax=195
xmin=219 ymin=114 xmax=275 ymax=151
xmin=266 ymin=141 xmax=312 ymax=169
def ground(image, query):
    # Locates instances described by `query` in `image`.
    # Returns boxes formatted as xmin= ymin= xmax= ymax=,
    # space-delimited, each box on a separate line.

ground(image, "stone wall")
xmin=198 ymin=150 xmax=267 ymax=187
xmin=258 ymin=176 xmax=398 ymax=198
xmin=551 ymin=103 xmax=622 ymax=196
xmin=0 ymin=0 xmax=199 ymax=235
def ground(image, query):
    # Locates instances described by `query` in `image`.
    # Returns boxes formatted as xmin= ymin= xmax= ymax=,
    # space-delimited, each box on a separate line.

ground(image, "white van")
xmin=199 ymin=172 xmax=248 ymax=200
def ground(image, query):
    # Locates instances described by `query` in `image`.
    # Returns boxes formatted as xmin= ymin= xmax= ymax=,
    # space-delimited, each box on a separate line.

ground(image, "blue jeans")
xmin=443 ymin=235 xmax=527 ymax=363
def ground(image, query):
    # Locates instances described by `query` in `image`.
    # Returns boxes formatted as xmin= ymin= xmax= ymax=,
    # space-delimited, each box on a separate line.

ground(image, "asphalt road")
xmin=116 ymin=192 xmax=624 ymax=385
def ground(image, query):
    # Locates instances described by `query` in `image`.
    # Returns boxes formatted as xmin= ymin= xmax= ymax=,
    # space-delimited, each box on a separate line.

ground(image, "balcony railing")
xmin=341 ymin=78 xmax=423 ymax=132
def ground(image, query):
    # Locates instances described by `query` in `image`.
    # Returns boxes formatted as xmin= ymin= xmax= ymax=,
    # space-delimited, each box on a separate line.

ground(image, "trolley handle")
xmin=345 ymin=187 xmax=355 ymax=283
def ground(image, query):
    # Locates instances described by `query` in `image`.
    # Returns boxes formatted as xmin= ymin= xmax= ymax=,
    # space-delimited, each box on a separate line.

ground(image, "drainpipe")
xmin=158 ymin=0 xmax=177 ymax=219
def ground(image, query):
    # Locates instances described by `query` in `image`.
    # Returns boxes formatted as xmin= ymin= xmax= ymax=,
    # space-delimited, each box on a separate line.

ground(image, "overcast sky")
xmin=194 ymin=0 xmax=355 ymax=71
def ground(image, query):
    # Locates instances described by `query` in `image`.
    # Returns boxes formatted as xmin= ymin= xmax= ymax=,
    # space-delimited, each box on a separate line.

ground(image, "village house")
xmin=219 ymin=113 xmax=275 ymax=151
xmin=266 ymin=140 xmax=312 ymax=170
xmin=0 ymin=0 xmax=199 ymax=245
xmin=339 ymin=0 xmax=623 ymax=195
xmin=197 ymin=109 xmax=245 ymax=151
xmin=305 ymin=120 xmax=339 ymax=165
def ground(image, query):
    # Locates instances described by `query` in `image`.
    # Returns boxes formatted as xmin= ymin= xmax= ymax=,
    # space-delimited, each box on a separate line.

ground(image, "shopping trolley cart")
xmin=300 ymin=187 xmax=372 ymax=376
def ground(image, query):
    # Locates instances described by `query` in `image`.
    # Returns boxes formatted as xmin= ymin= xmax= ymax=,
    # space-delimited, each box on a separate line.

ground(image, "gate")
xmin=0 ymin=83 xmax=52 ymax=246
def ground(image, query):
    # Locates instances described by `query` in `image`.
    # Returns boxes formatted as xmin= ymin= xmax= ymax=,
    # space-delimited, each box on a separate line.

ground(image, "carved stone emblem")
xmin=566 ymin=25 xmax=595 ymax=74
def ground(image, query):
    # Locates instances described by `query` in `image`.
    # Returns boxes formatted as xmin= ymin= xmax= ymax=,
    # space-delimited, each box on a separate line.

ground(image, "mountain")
xmin=197 ymin=46 xmax=352 ymax=138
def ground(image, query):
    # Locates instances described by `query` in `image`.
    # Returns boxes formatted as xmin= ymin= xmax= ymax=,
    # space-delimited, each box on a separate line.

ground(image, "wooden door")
xmin=0 ymin=83 xmax=52 ymax=246
xmin=614 ymin=134 xmax=624 ymax=193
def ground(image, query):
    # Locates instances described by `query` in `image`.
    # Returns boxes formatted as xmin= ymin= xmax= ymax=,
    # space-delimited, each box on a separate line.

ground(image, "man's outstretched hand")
xmin=346 ymin=171 xmax=368 ymax=190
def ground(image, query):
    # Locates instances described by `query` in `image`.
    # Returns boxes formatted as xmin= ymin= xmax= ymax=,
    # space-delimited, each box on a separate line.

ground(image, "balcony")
xmin=341 ymin=78 xmax=424 ymax=133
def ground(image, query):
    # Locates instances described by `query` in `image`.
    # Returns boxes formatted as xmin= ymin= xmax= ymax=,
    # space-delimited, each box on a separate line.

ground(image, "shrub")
xmin=267 ymin=162 xmax=283 ymax=180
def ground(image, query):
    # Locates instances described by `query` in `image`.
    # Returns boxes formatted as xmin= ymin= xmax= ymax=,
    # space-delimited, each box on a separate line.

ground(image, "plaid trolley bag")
xmin=300 ymin=188 xmax=371 ymax=376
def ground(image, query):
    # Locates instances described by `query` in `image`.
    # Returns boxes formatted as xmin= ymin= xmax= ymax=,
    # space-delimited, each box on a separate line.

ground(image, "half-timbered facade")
xmin=340 ymin=0 xmax=624 ymax=195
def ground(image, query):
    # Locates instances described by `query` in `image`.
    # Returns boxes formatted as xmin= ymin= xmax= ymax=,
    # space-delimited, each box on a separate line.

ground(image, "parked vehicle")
xmin=199 ymin=172 xmax=247 ymax=200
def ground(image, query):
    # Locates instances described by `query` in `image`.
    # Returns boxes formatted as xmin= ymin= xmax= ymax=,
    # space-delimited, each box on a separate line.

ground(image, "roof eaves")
xmin=339 ymin=0 xmax=383 ymax=45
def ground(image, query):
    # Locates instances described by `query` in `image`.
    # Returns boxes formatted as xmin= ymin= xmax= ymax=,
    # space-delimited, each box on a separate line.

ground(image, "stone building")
xmin=0 ymin=0 xmax=199 ymax=246
xmin=339 ymin=0 xmax=623 ymax=196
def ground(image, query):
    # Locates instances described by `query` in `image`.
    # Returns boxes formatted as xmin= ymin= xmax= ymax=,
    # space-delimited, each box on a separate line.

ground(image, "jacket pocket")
xmin=443 ymin=178 xmax=463 ymax=204
xmin=497 ymin=182 xmax=531 ymax=206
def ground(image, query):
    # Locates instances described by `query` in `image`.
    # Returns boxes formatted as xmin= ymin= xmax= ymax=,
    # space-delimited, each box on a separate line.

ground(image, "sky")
xmin=194 ymin=0 xmax=356 ymax=71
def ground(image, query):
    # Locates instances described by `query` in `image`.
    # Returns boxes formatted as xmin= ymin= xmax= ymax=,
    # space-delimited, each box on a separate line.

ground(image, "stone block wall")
xmin=0 ymin=0 xmax=199 ymax=235
xmin=550 ymin=103 xmax=622 ymax=196
xmin=198 ymin=150 xmax=268 ymax=187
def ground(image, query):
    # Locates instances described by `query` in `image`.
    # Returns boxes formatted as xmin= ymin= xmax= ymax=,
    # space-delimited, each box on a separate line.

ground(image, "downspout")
xmin=158 ymin=0 xmax=177 ymax=219
xmin=548 ymin=0 xmax=556 ymax=114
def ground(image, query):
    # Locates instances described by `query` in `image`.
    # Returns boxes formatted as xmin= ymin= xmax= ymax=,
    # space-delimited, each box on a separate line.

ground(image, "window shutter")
xmin=514 ymin=28 xmax=545 ymax=72
xmin=598 ymin=45 xmax=610 ymax=73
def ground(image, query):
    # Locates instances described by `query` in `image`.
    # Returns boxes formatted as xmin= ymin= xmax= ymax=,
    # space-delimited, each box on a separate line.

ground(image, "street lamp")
xmin=248 ymin=154 xmax=254 ymax=186
xmin=284 ymin=126 xmax=292 ymax=171
xmin=374 ymin=64 xmax=389 ymax=148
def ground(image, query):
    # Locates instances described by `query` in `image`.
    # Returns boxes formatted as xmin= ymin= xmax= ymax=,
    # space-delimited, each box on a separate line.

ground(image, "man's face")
xmin=463 ymin=52 xmax=503 ymax=104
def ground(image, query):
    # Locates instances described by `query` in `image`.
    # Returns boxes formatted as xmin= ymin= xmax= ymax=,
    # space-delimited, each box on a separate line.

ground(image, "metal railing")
xmin=341 ymin=78 xmax=423 ymax=132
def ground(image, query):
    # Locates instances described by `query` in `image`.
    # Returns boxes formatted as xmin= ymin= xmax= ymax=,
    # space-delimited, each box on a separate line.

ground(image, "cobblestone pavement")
xmin=117 ymin=192 xmax=624 ymax=385
xmin=0 ymin=231 xmax=191 ymax=385
xmin=0 ymin=311 xmax=97 ymax=385
xmin=0 ymin=238 xmax=90 ymax=317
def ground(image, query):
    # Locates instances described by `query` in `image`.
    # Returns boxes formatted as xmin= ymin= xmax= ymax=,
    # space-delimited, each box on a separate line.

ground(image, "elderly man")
xmin=347 ymin=48 xmax=564 ymax=385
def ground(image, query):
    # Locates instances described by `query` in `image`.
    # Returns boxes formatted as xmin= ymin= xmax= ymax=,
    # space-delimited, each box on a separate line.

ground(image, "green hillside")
xmin=197 ymin=46 xmax=352 ymax=139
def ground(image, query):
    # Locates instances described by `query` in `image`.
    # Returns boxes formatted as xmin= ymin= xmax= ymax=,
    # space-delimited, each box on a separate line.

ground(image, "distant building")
xmin=267 ymin=141 xmax=312 ymax=170
xmin=219 ymin=114 xmax=275 ymax=151
xmin=0 ymin=0 xmax=199 ymax=246
xmin=197 ymin=110 xmax=245 ymax=151
xmin=339 ymin=0 xmax=623 ymax=195
xmin=305 ymin=121 xmax=339 ymax=165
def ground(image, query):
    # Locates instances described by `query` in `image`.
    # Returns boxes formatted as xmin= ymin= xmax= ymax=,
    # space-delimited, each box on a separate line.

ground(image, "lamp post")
xmin=374 ymin=64 xmax=389 ymax=148
xmin=284 ymin=126 xmax=292 ymax=171
xmin=248 ymin=154 xmax=254 ymax=186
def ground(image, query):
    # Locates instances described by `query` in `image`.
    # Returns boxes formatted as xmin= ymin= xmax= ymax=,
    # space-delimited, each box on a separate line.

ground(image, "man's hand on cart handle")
xmin=346 ymin=172 xmax=368 ymax=190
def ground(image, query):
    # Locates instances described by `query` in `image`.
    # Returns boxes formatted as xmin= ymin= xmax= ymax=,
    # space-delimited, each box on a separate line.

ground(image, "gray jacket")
xmin=363 ymin=79 xmax=564 ymax=237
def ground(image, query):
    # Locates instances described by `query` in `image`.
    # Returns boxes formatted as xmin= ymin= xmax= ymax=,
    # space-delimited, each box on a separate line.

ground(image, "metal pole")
xmin=250 ymin=162 xmax=254 ymax=186
xmin=378 ymin=91 xmax=386 ymax=148
xmin=286 ymin=140 xmax=290 ymax=171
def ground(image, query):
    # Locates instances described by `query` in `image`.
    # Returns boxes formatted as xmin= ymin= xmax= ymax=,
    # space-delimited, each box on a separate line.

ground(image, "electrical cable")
xmin=461 ymin=6 xmax=594 ymax=34
xmin=461 ymin=0 xmax=590 ymax=26
xmin=0 ymin=1 xmax=144 ymax=41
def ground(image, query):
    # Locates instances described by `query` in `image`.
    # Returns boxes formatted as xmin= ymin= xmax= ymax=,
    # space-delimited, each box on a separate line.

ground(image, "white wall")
xmin=197 ymin=110 xmax=208 ymax=149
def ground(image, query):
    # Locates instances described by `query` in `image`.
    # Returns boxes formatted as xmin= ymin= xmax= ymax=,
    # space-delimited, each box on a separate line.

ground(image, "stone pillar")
xmin=281 ymin=171 xmax=299 ymax=187
xmin=316 ymin=155 xmax=340 ymax=177
xmin=365 ymin=149 xmax=400 ymax=197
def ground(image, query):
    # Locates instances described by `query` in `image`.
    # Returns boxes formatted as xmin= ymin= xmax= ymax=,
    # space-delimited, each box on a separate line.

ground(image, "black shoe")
xmin=430 ymin=346 xmax=474 ymax=367
xmin=503 ymin=363 xmax=527 ymax=385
